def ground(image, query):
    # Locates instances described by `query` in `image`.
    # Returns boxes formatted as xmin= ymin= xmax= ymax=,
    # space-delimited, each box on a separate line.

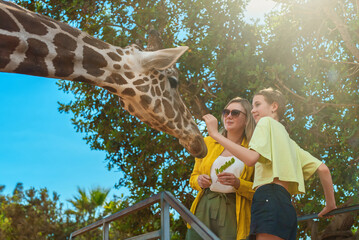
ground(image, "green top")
xmin=249 ymin=117 xmax=322 ymax=195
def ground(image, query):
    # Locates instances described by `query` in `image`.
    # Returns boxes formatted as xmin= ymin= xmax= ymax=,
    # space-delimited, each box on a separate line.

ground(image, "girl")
xmin=203 ymin=88 xmax=336 ymax=240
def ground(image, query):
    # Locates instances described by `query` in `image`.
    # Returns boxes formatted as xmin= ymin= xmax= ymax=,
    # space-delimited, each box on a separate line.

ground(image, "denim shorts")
xmin=248 ymin=184 xmax=297 ymax=240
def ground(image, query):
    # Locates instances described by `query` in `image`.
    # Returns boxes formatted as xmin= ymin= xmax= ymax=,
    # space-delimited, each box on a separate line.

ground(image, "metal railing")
xmin=70 ymin=190 xmax=359 ymax=240
xmin=69 ymin=191 xmax=220 ymax=240
xmin=297 ymin=204 xmax=359 ymax=221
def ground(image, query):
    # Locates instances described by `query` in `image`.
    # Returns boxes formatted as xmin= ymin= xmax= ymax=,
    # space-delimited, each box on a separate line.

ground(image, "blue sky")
xmin=0 ymin=73 xmax=125 ymax=204
xmin=0 ymin=0 xmax=277 ymax=205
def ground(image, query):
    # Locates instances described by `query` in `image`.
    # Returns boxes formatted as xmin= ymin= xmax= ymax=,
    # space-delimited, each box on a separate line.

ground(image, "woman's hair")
xmin=221 ymin=97 xmax=256 ymax=142
xmin=255 ymin=88 xmax=286 ymax=121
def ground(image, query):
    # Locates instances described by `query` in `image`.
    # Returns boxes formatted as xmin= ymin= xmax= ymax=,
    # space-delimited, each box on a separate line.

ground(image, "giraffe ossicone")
xmin=0 ymin=0 xmax=207 ymax=158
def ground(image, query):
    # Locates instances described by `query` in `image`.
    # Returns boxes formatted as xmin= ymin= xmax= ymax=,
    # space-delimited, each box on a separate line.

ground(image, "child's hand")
xmin=202 ymin=114 xmax=219 ymax=137
xmin=318 ymin=204 xmax=337 ymax=218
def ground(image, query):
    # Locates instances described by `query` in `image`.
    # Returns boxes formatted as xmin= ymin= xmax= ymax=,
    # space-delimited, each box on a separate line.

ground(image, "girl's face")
xmin=251 ymin=95 xmax=276 ymax=123
xmin=223 ymin=102 xmax=247 ymax=133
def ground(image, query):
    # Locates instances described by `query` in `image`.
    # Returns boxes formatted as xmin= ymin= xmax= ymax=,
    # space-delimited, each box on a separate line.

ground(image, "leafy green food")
xmin=215 ymin=157 xmax=235 ymax=174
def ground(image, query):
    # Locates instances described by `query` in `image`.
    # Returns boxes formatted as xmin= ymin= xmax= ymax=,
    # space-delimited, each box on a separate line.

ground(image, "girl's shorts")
xmin=248 ymin=184 xmax=297 ymax=240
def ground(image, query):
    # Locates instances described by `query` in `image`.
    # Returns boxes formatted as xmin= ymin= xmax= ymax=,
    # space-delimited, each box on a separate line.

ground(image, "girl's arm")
xmin=203 ymin=114 xmax=260 ymax=167
xmin=317 ymin=163 xmax=337 ymax=217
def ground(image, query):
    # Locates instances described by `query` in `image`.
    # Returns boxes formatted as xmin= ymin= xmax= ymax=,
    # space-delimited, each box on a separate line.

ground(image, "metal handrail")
xmin=297 ymin=204 xmax=359 ymax=222
xmin=69 ymin=191 xmax=220 ymax=240
xmin=70 ymin=190 xmax=359 ymax=239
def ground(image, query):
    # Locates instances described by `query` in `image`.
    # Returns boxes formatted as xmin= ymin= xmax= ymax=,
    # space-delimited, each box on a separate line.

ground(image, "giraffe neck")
xmin=0 ymin=1 xmax=208 ymax=159
xmin=0 ymin=1 xmax=132 ymax=90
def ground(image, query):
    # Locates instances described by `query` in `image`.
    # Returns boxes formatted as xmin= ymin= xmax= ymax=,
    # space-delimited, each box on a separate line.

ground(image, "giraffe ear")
xmin=140 ymin=46 xmax=189 ymax=71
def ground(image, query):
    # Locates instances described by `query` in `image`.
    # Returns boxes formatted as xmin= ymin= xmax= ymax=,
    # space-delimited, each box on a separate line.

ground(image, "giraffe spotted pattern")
xmin=0 ymin=0 xmax=207 ymax=158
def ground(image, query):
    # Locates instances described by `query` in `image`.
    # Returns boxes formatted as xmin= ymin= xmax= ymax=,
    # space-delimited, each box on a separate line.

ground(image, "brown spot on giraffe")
xmin=107 ymin=52 xmax=122 ymax=61
xmin=136 ymin=85 xmax=149 ymax=93
xmin=15 ymin=38 xmax=48 ymax=76
xmin=0 ymin=35 xmax=19 ymax=68
xmin=133 ymin=79 xmax=144 ymax=85
xmin=140 ymin=95 xmax=152 ymax=109
xmin=113 ymin=64 xmax=121 ymax=69
xmin=122 ymin=88 xmax=136 ymax=97
xmin=58 ymin=22 xmax=81 ymax=37
xmin=53 ymin=33 xmax=76 ymax=77
xmin=116 ymin=49 xmax=124 ymax=56
xmin=163 ymin=91 xmax=172 ymax=101
xmin=162 ymin=99 xmax=175 ymax=119
xmin=105 ymin=73 xmax=128 ymax=85
xmin=0 ymin=9 xmax=19 ymax=32
xmin=153 ymin=99 xmax=162 ymax=113
xmin=167 ymin=121 xmax=176 ymax=130
xmin=8 ymin=8 xmax=48 ymax=35
xmin=150 ymin=87 xmax=155 ymax=97
xmin=83 ymin=36 xmax=110 ymax=50
xmin=124 ymin=72 xmax=135 ymax=79
xmin=123 ymin=64 xmax=130 ymax=70
xmin=83 ymin=46 xmax=106 ymax=77
xmin=155 ymin=86 xmax=161 ymax=96
xmin=39 ymin=17 xmax=56 ymax=29
xmin=160 ymin=81 xmax=165 ymax=91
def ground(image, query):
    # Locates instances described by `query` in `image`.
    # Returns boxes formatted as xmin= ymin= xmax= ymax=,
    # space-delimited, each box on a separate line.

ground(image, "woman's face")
xmin=251 ymin=95 xmax=274 ymax=123
xmin=223 ymin=102 xmax=247 ymax=133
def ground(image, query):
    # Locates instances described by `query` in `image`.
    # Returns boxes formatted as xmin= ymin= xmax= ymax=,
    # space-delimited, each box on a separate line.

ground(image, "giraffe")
xmin=0 ymin=1 xmax=207 ymax=158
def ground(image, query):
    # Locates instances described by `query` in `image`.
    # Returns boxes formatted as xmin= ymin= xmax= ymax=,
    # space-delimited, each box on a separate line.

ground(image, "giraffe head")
xmin=0 ymin=1 xmax=207 ymax=158
xmin=103 ymin=45 xmax=207 ymax=158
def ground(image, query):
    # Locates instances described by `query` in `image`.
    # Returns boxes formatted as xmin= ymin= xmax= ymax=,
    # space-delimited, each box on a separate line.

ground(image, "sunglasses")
xmin=222 ymin=109 xmax=246 ymax=118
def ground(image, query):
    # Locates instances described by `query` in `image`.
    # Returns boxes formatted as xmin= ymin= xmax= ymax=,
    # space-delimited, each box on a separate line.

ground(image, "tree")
xmin=65 ymin=186 xmax=110 ymax=239
xmin=0 ymin=183 xmax=74 ymax=240
xmin=67 ymin=186 xmax=110 ymax=221
xmin=11 ymin=0 xmax=359 ymax=238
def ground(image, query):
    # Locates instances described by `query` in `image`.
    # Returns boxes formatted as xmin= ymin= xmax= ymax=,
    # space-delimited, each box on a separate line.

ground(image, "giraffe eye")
xmin=168 ymin=77 xmax=178 ymax=88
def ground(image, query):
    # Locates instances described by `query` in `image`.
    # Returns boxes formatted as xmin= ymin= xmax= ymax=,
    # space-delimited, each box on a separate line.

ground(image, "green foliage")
xmin=10 ymin=0 xmax=359 ymax=238
xmin=0 ymin=183 xmax=74 ymax=240
xmin=215 ymin=157 xmax=236 ymax=174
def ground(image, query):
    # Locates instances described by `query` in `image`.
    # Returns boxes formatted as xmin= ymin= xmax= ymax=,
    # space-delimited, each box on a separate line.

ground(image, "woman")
xmin=203 ymin=88 xmax=336 ymax=240
xmin=186 ymin=97 xmax=256 ymax=240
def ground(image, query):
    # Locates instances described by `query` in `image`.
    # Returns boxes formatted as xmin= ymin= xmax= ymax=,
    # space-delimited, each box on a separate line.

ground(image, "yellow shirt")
xmin=188 ymin=136 xmax=255 ymax=240
xmin=249 ymin=117 xmax=322 ymax=195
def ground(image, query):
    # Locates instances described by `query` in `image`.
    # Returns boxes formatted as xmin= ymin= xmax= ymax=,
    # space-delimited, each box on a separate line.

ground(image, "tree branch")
xmin=275 ymin=74 xmax=359 ymax=108
xmin=323 ymin=4 xmax=359 ymax=61
xmin=320 ymin=58 xmax=359 ymax=65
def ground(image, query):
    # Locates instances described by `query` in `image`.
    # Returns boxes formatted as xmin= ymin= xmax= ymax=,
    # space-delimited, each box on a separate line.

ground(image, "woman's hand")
xmin=197 ymin=174 xmax=211 ymax=189
xmin=217 ymin=172 xmax=240 ymax=189
xmin=202 ymin=114 xmax=220 ymax=138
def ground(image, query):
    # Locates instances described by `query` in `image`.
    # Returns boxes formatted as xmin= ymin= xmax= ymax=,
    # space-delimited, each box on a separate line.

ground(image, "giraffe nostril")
xmin=168 ymin=77 xmax=178 ymax=88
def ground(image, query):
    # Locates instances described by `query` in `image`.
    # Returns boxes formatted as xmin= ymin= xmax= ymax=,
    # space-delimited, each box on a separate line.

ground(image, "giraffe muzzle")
xmin=180 ymin=135 xmax=207 ymax=159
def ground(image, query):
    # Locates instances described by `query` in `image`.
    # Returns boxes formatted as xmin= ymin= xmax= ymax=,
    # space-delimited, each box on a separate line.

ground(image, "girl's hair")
xmin=255 ymin=88 xmax=286 ymax=121
xmin=221 ymin=97 xmax=256 ymax=142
